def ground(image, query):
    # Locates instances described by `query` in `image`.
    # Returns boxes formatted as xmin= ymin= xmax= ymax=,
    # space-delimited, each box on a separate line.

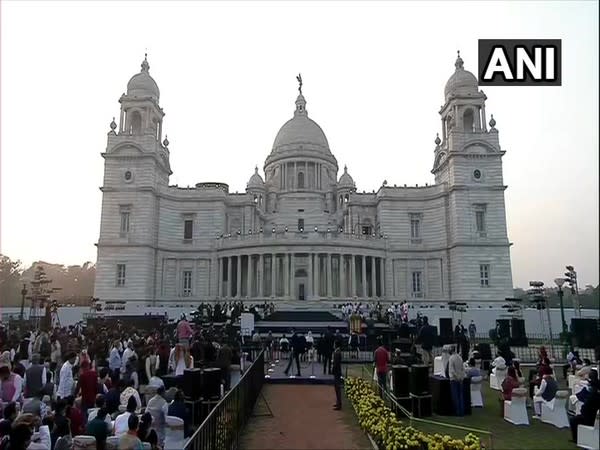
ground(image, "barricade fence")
xmin=183 ymin=350 xmax=265 ymax=450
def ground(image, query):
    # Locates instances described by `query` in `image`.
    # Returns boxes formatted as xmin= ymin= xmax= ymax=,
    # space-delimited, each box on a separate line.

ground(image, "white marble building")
xmin=94 ymin=53 xmax=513 ymax=307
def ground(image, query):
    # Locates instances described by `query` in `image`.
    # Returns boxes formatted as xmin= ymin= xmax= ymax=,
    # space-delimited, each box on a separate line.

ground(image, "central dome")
xmin=272 ymin=94 xmax=330 ymax=153
xmin=444 ymin=53 xmax=478 ymax=101
xmin=127 ymin=55 xmax=160 ymax=101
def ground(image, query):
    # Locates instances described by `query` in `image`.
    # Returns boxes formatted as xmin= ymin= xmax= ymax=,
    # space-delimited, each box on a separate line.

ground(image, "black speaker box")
xmin=475 ymin=343 xmax=492 ymax=361
xmin=183 ymin=368 xmax=203 ymax=400
xmin=202 ymin=367 xmax=222 ymax=399
xmin=496 ymin=319 xmax=510 ymax=339
xmin=410 ymin=364 xmax=430 ymax=395
xmin=510 ymin=319 xmax=528 ymax=346
xmin=391 ymin=365 xmax=410 ymax=398
xmin=571 ymin=318 xmax=600 ymax=349
xmin=439 ymin=318 xmax=453 ymax=339
xmin=161 ymin=374 xmax=184 ymax=390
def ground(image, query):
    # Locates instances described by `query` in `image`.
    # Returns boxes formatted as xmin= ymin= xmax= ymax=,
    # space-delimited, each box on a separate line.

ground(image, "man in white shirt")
xmin=114 ymin=395 xmax=139 ymax=436
xmin=57 ymin=353 xmax=77 ymax=400
xmin=448 ymin=349 xmax=466 ymax=416
xmin=121 ymin=342 xmax=136 ymax=374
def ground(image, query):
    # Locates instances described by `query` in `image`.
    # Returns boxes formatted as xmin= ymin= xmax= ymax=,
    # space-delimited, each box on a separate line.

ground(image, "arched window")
xmin=339 ymin=195 xmax=343 ymax=205
xmin=259 ymin=195 xmax=263 ymax=206
xmin=463 ymin=109 xmax=474 ymax=133
xmin=297 ymin=171 xmax=305 ymax=189
xmin=344 ymin=194 xmax=349 ymax=203
xmin=253 ymin=195 xmax=258 ymax=204
xmin=130 ymin=111 xmax=142 ymax=135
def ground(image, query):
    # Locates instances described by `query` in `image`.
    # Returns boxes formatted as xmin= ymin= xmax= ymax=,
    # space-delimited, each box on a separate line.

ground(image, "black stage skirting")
xmin=429 ymin=376 xmax=471 ymax=416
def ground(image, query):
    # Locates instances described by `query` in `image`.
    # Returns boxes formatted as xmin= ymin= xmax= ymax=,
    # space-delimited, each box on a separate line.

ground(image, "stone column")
xmin=290 ymin=253 xmax=296 ymax=300
xmin=227 ymin=256 xmax=232 ymax=298
xmin=351 ymin=255 xmax=357 ymax=297
xmin=271 ymin=253 xmax=276 ymax=298
xmin=327 ymin=253 xmax=333 ymax=298
xmin=314 ymin=254 xmax=320 ymax=298
xmin=217 ymin=258 xmax=222 ymax=298
xmin=379 ymin=257 xmax=385 ymax=299
xmin=340 ymin=255 xmax=346 ymax=298
xmin=284 ymin=254 xmax=290 ymax=298
xmin=308 ymin=253 xmax=313 ymax=299
xmin=247 ymin=255 xmax=253 ymax=298
xmin=259 ymin=254 xmax=264 ymax=298
xmin=362 ymin=255 xmax=367 ymax=298
xmin=236 ymin=256 xmax=242 ymax=298
xmin=370 ymin=256 xmax=376 ymax=298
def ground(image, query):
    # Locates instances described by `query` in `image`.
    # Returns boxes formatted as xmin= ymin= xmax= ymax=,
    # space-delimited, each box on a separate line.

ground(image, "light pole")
xmin=529 ymin=281 xmax=555 ymax=358
xmin=20 ymin=283 xmax=27 ymax=321
xmin=554 ymin=277 xmax=568 ymax=335
xmin=564 ymin=266 xmax=580 ymax=317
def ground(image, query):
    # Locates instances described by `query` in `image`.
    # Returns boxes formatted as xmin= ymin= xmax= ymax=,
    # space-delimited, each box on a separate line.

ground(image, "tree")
xmin=0 ymin=254 xmax=23 ymax=306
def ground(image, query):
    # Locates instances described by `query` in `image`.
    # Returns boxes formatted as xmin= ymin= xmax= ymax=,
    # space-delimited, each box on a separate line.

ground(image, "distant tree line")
xmin=0 ymin=254 xmax=95 ymax=307
xmin=513 ymin=285 xmax=600 ymax=310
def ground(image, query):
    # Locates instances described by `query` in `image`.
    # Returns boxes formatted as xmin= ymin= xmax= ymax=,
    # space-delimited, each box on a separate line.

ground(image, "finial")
xmin=255 ymin=166 xmax=259 ymax=173
xmin=296 ymin=73 xmax=303 ymax=94
xmin=344 ymin=165 xmax=348 ymax=173
xmin=489 ymin=114 xmax=496 ymax=128
xmin=163 ymin=135 xmax=169 ymax=147
xmin=455 ymin=50 xmax=464 ymax=70
xmin=434 ymin=133 xmax=441 ymax=146
xmin=110 ymin=117 xmax=117 ymax=131
xmin=141 ymin=53 xmax=150 ymax=72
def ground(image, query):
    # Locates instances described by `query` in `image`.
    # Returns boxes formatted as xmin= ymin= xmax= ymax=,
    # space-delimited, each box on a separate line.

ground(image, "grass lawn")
xmin=345 ymin=364 xmax=577 ymax=450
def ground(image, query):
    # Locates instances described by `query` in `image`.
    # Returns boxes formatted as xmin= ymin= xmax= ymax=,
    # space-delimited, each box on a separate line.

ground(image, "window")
xmin=182 ymin=270 xmax=192 ymax=296
xmin=362 ymin=226 xmax=371 ymax=235
xmin=298 ymin=218 xmax=304 ymax=232
xmin=116 ymin=264 xmax=126 ymax=287
xmin=184 ymin=219 xmax=193 ymax=240
xmin=480 ymin=264 xmax=490 ymax=287
xmin=411 ymin=271 xmax=422 ymax=297
xmin=120 ymin=211 xmax=130 ymax=235
xmin=474 ymin=204 xmax=487 ymax=236
xmin=410 ymin=214 xmax=421 ymax=240
xmin=297 ymin=172 xmax=305 ymax=189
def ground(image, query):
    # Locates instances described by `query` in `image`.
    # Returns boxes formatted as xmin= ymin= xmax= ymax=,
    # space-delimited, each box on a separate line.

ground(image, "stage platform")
xmin=264 ymin=357 xmax=335 ymax=385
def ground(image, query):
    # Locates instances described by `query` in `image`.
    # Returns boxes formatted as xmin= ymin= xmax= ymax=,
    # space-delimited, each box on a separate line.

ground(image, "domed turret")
xmin=247 ymin=166 xmax=265 ymax=189
xmin=338 ymin=165 xmax=355 ymax=189
xmin=444 ymin=51 xmax=478 ymax=101
xmin=127 ymin=54 xmax=160 ymax=101
xmin=271 ymin=93 xmax=330 ymax=154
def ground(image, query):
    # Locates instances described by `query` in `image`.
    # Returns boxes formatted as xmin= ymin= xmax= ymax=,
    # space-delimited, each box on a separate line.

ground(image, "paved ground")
xmin=240 ymin=384 xmax=372 ymax=450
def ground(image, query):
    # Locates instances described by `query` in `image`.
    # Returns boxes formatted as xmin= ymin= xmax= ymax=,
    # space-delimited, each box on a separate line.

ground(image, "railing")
xmin=184 ymin=350 xmax=265 ymax=450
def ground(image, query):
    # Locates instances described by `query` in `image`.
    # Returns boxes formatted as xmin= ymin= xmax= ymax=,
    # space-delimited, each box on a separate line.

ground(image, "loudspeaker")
xmin=391 ymin=365 xmax=410 ymax=398
xmin=183 ymin=368 xmax=203 ymax=400
xmin=510 ymin=319 xmax=527 ymax=346
xmin=410 ymin=364 xmax=430 ymax=395
xmin=439 ymin=318 xmax=453 ymax=338
xmin=202 ymin=367 xmax=222 ymax=399
xmin=161 ymin=374 xmax=184 ymax=390
xmin=496 ymin=319 xmax=510 ymax=339
xmin=475 ymin=343 xmax=492 ymax=361
xmin=571 ymin=319 xmax=599 ymax=349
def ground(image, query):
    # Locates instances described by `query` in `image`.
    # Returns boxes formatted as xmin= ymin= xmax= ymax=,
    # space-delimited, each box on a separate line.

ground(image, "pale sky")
xmin=0 ymin=1 xmax=598 ymax=289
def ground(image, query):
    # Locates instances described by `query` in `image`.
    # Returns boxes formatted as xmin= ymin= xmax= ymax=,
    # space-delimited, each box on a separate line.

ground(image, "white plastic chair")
xmin=503 ymin=388 xmax=529 ymax=425
xmin=105 ymin=436 xmax=119 ymax=450
xmin=470 ymin=376 xmax=483 ymax=407
xmin=73 ymin=435 xmax=97 ymax=450
xmin=577 ymin=417 xmax=600 ymax=450
xmin=490 ymin=368 xmax=506 ymax=391
xmin=541 ymin=390 xmax=569 ymax=428
xmin=164 ymin=415 xmax=185 ymax=449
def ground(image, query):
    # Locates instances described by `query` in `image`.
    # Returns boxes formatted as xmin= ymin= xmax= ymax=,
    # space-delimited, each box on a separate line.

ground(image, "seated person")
xmin=529 ymin=357 xmax=552 ymax=398
xmin=137 ymin=412 xmax=159 ymax=446
xmin=114 ymin=395 xmax=138 ymax=437
xmin=533 ymin=368 xmax=558 ymax=418
xmin=569 ymin=377 xmax=600 ymax=443
xmin=465 ymin=358 xmax=481 ymax=378
xmin=491 ymin=355 xmax=506 ymax=375
xmin=85 ymin=407 xmax=110 ymax=449
xmin=575 ymin=370 xmax=599 ymax=404
xmin=576 ymin=359 xmax=594 ymax=378
xmin=501 ymin=367 xmax=521 ymax=401
xmin=167 ymin=389 xmax=191 ymax=437
xmin=564 ymin=349 xmax=583 ymax=379
xmin=119 ymin=379 xmax=142 ymax=413
xmin=87 ymin=394 xmax=113 ymax=431
xmin=119 ymin=414 xmax=144 ymax=450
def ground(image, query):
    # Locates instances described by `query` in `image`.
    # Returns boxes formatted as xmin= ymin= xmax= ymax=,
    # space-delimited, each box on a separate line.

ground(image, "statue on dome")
xmin=296 ymin=73 xmax=303 ymax=94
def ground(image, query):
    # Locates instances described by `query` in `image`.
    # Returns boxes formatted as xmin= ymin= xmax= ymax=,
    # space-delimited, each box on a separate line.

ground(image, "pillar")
xmin=327 ymin=253 xmax=333 ymax=298
xmin=217 ymin=258 xmax=222 ymax=298
xmin=271 ymin=253 xmax=276 ymax=297
xmin=351 ymin=255 xmax=356 ymax=297
xmin=290 ymin=253 xmax=296 ymax=299
xmin=236 ymin=256 xmax=242 ymax=298
xmin=315 ymin=254 xmax=320 ymax=298
xmin=308 ymin=253 xmax=313 ymax=299
xmin=284 ymin=254 xmax=290 ymax=298
xmin=247 ymin=255 xmax=253 ymax=298
xmin=362 ymin=255 xmax=367 ymax=298
xmin=340 ymin=255 xmax=346 ymax=298
xmin=259 ymin=254 xmax=264 ymax=298
xmin=227 ymin=256 xmax=232 ymax=298
xmin=370 ymin=256 xmax=376 ymax=298
xmin=379 ymin=257 xmax=385 ymax=299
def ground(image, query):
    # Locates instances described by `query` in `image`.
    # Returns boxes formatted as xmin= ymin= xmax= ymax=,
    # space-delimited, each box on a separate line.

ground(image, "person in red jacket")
xmin=374 ymin=337 xmax=390 ymax=398
xmin=76 ymin=361 xmax=98 ymax=414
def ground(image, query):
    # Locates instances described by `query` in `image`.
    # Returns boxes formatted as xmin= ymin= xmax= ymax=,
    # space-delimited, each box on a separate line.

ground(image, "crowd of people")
xmin=0 ymin=314 xmax=246 ymax=450
xmin=190 ymin=301 xmax=275 ymax=324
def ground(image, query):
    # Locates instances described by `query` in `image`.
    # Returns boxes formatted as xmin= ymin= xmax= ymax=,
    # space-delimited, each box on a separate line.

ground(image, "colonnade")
xmin=217 ymin=253 xmax=385 ymax=300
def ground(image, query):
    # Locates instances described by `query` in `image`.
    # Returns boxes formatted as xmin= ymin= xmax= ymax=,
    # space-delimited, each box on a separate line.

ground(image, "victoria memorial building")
xmin=94 ymin=54 xmax=514 ymax=307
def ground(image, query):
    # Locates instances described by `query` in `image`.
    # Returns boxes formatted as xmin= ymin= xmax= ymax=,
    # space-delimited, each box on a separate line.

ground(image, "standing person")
xmin=322 ymin=327 xmax=334 ymax=375
xmin=448 ymin=347 xmax=466 ymax=416
xmin=416 ymin=317 xmax=435 ymax=368
xmin=108 ymin=341 xmax=122 ymax=384
xmin=75 ymin=361 xmax=97 ymax=415
xmin=216 ymin=342 xmax=233 ymax=391
xmin=284 ymin=330 xmax=302 ymax=377
xmin=468 ymin=320 xmax=477 ymax=340
xmin=332 ymin=340 xmax=343 ymax=410
xmin=57 ymin=353 xmax=76 ymax=400
xmin=23 ymin=354 xmax=46 ymax=400
xmin=348 ymin=331 xmax=359 ymax=359
xmin=177 ymin=315 xmax=193 ymax=348
xmin=374 ymin=337 xmax=390 ymax=398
